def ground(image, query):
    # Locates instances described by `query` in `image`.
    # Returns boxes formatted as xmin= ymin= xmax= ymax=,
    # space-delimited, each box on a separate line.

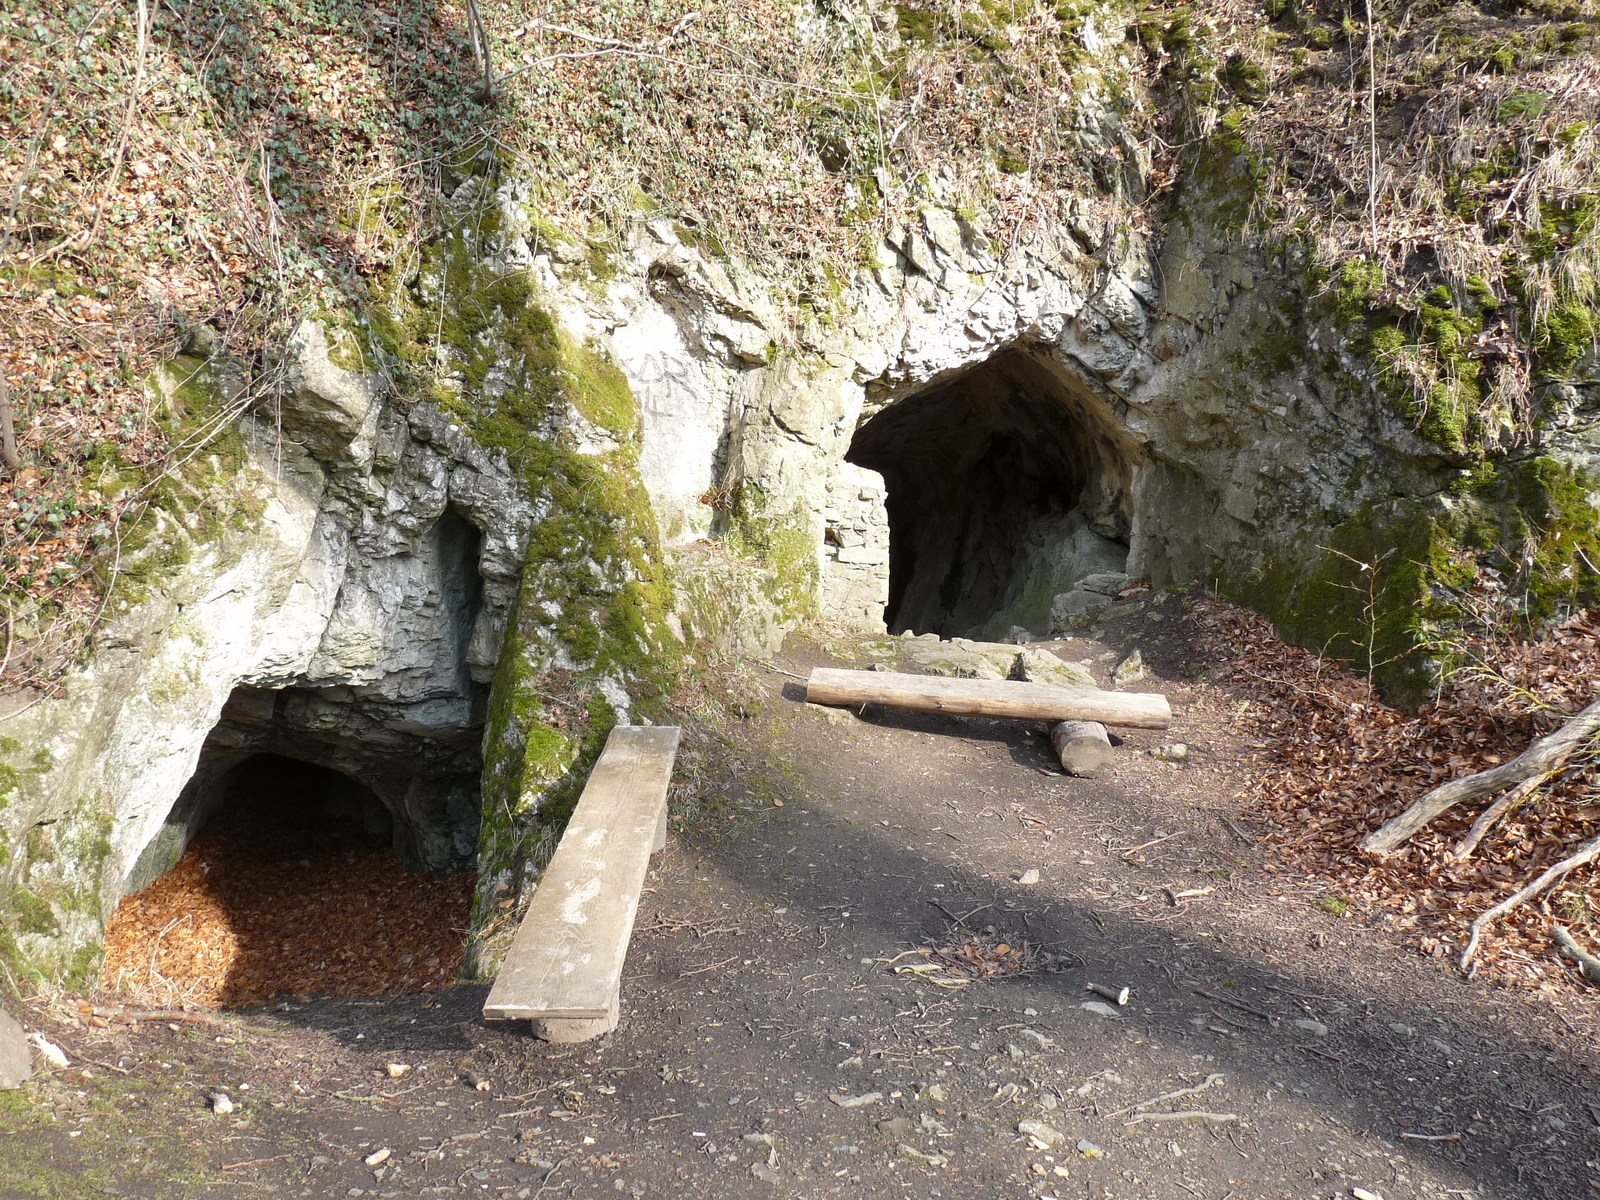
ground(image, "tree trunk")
xmin=0 ymin=370 xmax=20 ymax=473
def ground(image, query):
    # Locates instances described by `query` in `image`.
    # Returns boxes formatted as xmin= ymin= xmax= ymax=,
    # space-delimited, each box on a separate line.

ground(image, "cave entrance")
xmin=102 ymin=747 xmax=473 ymax=1006
xmin=104 ymin=506 xmax=491 ymax=1006
xmin=845 ymin=347 xmax=1141 ymax=640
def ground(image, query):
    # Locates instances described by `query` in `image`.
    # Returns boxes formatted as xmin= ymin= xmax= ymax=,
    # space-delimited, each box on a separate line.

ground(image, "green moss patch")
xmin=383 ymin=217 xmax=684 ymax=972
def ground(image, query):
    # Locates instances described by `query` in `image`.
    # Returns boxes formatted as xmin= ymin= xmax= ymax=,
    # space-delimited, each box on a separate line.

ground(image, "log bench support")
xmin=483 ymin=725 xmax=681 ymax=1042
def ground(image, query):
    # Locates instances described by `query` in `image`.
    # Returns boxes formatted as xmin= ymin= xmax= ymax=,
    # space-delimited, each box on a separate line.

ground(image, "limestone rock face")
xmin=0 ymin=320 xmax=535 ymax=973
xmin=0 ymin=1007 xmax=30 ymax=1090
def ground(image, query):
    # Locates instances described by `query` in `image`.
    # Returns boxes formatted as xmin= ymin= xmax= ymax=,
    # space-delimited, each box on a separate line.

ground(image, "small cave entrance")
xmin=845 ymin=347 xmax=1141 ymax=639
xmin=103 ymin=508 xmax=492 ymax=1007
xmin=102 ymin=746 xmax=474 ymax=1007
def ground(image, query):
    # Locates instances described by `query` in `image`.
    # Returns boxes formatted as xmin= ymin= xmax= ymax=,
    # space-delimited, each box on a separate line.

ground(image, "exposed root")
xmin=1459 ymin=832 xmax=1600 ymax=973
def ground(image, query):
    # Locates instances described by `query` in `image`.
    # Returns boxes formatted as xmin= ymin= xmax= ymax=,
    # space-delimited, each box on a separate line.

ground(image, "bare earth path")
xmin=7 ymin=606 xmax=1599 ymax=1199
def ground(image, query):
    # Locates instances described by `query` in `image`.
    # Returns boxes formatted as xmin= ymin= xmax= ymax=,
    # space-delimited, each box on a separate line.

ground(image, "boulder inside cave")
xmin=846 ymin=347 xmax=1143 ymax=639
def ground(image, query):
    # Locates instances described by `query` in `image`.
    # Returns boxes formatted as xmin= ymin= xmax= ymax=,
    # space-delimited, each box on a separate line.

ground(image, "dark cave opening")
xmin=846 ymin=348 xmax=1141 ymax=639
xmin=102 ymin=748 xmax=474 ymax=1006
xmin=101 ymin=508 xmax=493 ymax=1005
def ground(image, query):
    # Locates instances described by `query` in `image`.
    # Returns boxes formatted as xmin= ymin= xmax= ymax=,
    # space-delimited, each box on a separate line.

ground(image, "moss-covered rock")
xmin=379 ymin=214 xmax=685 ymax=976
xmin=1223 ymin=497 xmax=1459 ymax=706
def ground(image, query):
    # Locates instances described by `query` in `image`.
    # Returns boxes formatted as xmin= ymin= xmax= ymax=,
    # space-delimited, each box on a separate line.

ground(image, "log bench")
xmin=805 ymin=667 xmax=1171 ymax=729
xmin=482 ymin=724 xmax=681 ymax=1042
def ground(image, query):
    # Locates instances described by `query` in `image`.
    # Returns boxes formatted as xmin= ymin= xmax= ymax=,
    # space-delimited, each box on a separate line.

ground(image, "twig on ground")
xmin=1124 ymin=1109 xmax=1240 ymax=1126
xmin=1194 ymin=988 xmax=1275 ymax=1021
xmin=1399 ymin=1131 xmax=1462 ymax=1142
xmin=1107 ymin=1072 xmax=1226 ymax=1119
xmin=1115 ymin=831 xmax=1186 ymax=857
xmin=1459 ymin=831 xmax=1600 ymax=972
xmin=1450 ymin=773 xmax=1549 ymax=861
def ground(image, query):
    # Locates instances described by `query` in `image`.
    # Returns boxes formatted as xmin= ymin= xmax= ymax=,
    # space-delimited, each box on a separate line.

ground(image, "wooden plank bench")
xmin=805 ymin=667 xmax=1172 ymax=729
xmin=482 ymin=724 xmax=681 ymax=1042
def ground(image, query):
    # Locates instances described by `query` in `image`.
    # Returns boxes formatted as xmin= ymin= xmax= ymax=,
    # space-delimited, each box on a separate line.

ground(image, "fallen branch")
xmin=1459 ymin=831 xmax=1600 ymax=972
xmin=1449 ymin=772 xmax=1548 ymax=861
xmin=1552 ymin=924 xmax=1600 ymax=985
xmin=1363 ymin=698 xmax=1600 ymax=853
xmin=1123 ymin=1110 xmax=1240 ymax=1126
xmin=1106 ymin=1072 xmax=1225 ymax=1119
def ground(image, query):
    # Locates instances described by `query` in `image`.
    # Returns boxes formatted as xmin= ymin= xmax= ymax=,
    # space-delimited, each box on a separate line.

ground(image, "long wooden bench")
xmin=482 ymin=724 xmax=681 ymax=1042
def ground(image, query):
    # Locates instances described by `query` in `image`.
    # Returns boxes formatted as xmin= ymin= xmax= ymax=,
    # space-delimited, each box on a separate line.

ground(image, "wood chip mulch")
xmin=99 ymin=794 xmax=473 ymax=1009
xmin=1190 ymin=598 xmax=1600 ymax=991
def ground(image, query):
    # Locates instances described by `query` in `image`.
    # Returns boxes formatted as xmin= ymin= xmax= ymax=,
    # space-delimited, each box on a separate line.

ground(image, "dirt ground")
xmin=6 ymin=594 xmax=1600 ymax=1200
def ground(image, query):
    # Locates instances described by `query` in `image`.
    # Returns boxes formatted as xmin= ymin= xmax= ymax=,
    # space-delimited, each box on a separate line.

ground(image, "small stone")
xmin=1386 ymin=1023 xmax=1416 ymax=1037
xmin=1350 ymin=1189 xmax=1386 ymax=1200
xmin=743 ymin=1132 xmax=775 ymax=1148
xmin=1149 ymin=743 xmax=1188 ymax=763
xmin=920 ymin=1083 xmax=947 ymax=1102
xmin=1006 ymin=1042 xmax=1025 ymax=1061
xmin=918 ymin=1113 xmax=949 ymax=1136
xmin=1424 ymin=1036 xmax=1454 ymax=1055
xmin=1079 ymin=1001 xmax=1121 ymax=1019
xmin=208 ymin=1091 xmax=235 ymax=1115
xmin=828 ymin=1091 xmax=882 ymax=1109
xmin=1075 ymin=1139 xmax=1104 ymax=1158
xmin=876 ymin=1117 xmax=915 ymax=1137
xmin=1016 ymin=869 xmax=1041 ymax=886
xmin=385 ymin=1063 xmax=411 ymax=1078
xmin=750 ymin=1162 xmax=781 ymax=1183
xmin=897 ymin=1144 xmax=948 ymax=1167
xmin=1111 ymin=650 xmax=1146 ymax=686
xmin=1018 ymin=1028 xmax=1053 ymax=1050
xmin=363 ymin=1148 xmax=391 ymax=1168
xmin=463 ymin=1071 xmax=491 ymax=1091
xmin=836 ymin=1056 xmax=863 ymax=1070
xmin=1017 ymin=1118 xmax=1067 ymax=1148
xmin=1293 ymin=1019 xmax=1329 ymax=1037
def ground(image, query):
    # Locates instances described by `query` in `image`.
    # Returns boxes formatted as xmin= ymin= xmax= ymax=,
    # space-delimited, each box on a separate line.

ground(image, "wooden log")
xmin=1052 ymin=720 xmax=1115 ymax=777
xmin=1363 ymin=698 xmax=1600 ymax=854
xmin=805 ymin=668 xmax=1171 ymax=729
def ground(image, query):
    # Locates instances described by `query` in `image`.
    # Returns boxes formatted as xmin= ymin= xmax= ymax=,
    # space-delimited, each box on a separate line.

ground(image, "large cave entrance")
xmin=103 ymin=509 xmax=491 ymax=1006
xmin=845 ymin=347 xmax=1142 ymax=639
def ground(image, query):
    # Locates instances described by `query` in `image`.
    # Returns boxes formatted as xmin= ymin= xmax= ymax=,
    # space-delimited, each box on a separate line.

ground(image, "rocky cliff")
xmin=2 ymin=0 xmax=1595 ymax=983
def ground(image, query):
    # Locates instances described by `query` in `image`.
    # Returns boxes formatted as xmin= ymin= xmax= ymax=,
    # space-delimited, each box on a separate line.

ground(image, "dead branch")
xmin=1363 ymin=698 xmax=1600 ymax=853
xmin=1459 ymin=831 xmax=1600 ymax=972
xmin=1123 ymin=1110 xmax=1240 ymax=1126
xmin=1449 ymin=772 xmax=1549 ymax=861
xmin=1106 ymin=1072 xmax=1225 ymax=1119
xmin=1552 ymin=924 xmax=1600 ymax=985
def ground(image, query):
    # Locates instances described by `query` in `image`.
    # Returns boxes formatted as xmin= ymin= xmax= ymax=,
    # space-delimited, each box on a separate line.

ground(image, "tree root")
xmin=1552 ymin=924 xmax=1600 ymax=984
xmin=1364 ymin=698 xmax=1600 ymax=854
xmin=1449 ymin=773 xmax=1549 ymax=861
xmin=1459 ymin=832 xmax=1600 ymax=973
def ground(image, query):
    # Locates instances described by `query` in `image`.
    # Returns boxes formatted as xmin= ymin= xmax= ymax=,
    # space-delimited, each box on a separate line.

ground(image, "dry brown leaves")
xmin=932 ymin=932 xmax=1041 ymax=981
xmin=99 ymin=798 xmax=472 ymax=1009
xmin=1191 ymin=597 xmax=1600 ymax=991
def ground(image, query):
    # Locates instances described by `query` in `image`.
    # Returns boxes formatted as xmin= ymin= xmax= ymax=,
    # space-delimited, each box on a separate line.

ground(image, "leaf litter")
xmin=1190 ymin=597 xmax=1600 ymax=990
